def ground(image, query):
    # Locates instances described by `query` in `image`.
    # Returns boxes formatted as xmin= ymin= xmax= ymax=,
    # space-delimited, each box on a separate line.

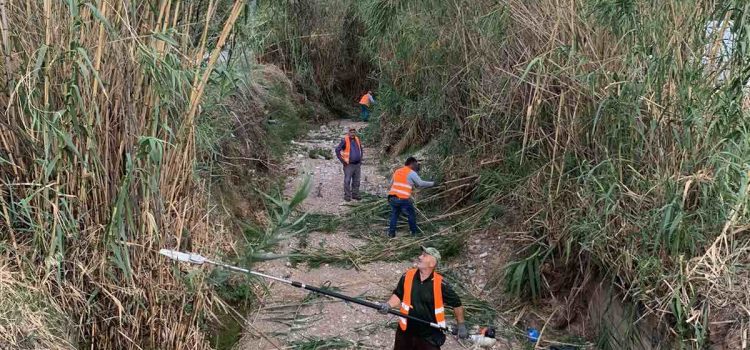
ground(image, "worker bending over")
xmin=359 ymin=91 xmax=375 ymax=121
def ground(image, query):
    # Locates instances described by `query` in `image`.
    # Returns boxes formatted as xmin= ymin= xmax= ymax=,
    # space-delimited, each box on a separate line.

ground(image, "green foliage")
xmin=264 ymin=83 xmax=312 ymax=158
xmin=288 ymin=337 xmax=360 ymax=349
xmin=202 ymin=177 xmax=313 ymax=349
xmin=302 ymin=213 xmax=341 ymax=233
xmin=242 ymin=176 xmax=312 ymax=265
xmin=308 ymin=147 xmax=334 ymax=160
xmin=504 ymin=247 xmax=545 ymax=300
xmin=207 ymin=269 xmax=255 ymax=305
xmin=1 ymin=0 xmax=258 ymax=347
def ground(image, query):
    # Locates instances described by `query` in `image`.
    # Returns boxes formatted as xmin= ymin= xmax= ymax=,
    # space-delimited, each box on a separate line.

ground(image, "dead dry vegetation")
xmin=0 ymin=264 xmax=75 ymax=349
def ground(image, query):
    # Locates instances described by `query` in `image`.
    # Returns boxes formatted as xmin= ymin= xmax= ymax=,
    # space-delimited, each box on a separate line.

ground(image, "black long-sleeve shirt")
xmin=393 ymin=271 xmax=462 ymax=339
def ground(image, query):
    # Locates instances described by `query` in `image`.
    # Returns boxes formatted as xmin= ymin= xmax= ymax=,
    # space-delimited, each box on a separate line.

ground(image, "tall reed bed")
xmin=1 ymin=0 xmax=246 ymax=348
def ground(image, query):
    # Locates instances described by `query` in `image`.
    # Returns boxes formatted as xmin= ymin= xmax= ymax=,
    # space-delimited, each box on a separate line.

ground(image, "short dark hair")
xmin=405 ymin=157 xmax=418 ymax=166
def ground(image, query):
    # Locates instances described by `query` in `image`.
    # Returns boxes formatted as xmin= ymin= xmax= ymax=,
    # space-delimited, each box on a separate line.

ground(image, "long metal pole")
xmin=160 ymin=249 xmax=447 ymax=331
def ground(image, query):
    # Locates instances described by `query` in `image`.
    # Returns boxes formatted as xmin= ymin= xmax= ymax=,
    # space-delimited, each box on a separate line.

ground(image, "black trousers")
xmin=393 ymin=329 xmax=440 ymax=350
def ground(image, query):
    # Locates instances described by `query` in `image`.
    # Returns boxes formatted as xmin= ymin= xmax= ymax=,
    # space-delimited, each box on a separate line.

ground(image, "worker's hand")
xmin=378 ymin=302 xmax=390 ymax=315
xmin=457 ymin=323 xmax=468 ymax=339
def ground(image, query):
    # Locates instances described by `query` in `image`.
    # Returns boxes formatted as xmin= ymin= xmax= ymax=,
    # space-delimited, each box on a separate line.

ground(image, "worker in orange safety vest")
xmin=335 ymin=127 xmax=363 ymax=202
xmin=378 ymin=246 xmax=467 ymax=349
xmin=387 ymin=157 xmax=435 ymax=237
xmin=358 ymin=90 xmax=375 ymax=121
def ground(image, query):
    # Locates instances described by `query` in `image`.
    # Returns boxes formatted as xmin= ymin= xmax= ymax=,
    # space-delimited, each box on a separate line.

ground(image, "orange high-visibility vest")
xmin=399 ymin=268 xmax=446 ymax=331
xmin=389 ymin=166 xmax=413 ymax=199
xmin=359 ymin=93 xmax=371 ymax=106
xmin=341 ymin=136 xmax=361 ymax=164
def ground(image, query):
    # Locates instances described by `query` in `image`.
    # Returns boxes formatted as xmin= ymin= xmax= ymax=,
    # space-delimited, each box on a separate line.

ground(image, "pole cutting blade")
xmin=159 ymin=249 xmax=207 ymax=265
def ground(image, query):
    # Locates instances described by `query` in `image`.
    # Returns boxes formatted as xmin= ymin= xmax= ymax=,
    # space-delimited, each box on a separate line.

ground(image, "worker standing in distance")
xmin=387 ymin=157 xmax=434 ymax=237
xmin=359 ymin=90 xmax=375 ymax=121
xmin=335 ymin=127 xmax=363 ymax=202
xmin=378 ymin=247 xmax=468 ymax=349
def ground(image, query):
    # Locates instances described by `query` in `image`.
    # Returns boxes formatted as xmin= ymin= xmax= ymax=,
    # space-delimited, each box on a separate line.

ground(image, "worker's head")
xmin=417 ymin=246 xmax=441 ymax=270
xmin=348 ymin=128 xmax=357 ymax=137
xmin=367 ymin=90 xmax=372 ymax=95
xmin=405 ymin=157 xmax=420 ymax=172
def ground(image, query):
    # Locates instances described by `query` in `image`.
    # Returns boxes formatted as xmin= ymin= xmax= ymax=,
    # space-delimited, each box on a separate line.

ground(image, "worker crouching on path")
xmin=335 ymin=127 xmax=363 ymax=202
xmin=359 ymin=90 xmax=375 ymax=121
xmin=387 ymin=157 xmax=435 ymax=237
xmin=379 ymin=246 xmax=468 ymax=349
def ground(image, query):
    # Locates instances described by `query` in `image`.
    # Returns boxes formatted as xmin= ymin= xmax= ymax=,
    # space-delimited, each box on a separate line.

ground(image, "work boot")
xmin=387 ymin=231 xmax=395 ymax=238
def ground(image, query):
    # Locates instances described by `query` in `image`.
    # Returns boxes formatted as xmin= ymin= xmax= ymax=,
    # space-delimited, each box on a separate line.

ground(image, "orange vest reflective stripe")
xmin=341 ymin=136 xmax=361 ymax=164
xmin=389 ymin=166 xmax=413 ymax=199
xmin=359 ymin=94 xmax=371 ymax=106
xmin=398 ymin=268 xmax=446 ymax=331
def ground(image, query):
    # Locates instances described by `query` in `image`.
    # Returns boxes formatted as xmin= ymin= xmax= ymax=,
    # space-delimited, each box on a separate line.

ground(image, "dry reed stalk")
xmin=166 ymin=0 xmax=234 ymax=207
xmin=185 ymin=0 xmax=244 ymax=139
xmin=0 ymin=0 xmax=10 ymax=93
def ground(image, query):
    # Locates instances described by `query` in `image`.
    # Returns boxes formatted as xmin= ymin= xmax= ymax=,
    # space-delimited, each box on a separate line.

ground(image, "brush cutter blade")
xmin=159 ymin=249 xmax=206 ymax=264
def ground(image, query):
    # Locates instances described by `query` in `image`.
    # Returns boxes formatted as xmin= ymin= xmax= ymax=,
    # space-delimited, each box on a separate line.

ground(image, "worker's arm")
xmin=334 ymin=139 xmax=345 ymax=163
xmin=407 ymin=171 xmax=435 ymax=188
xmin=379 ymin=275 xmax=406 ymax=313
xmin=453 ymin=306 xmax=465 ymax=323
xmin=386 ymin=294 xmax=401 ymax=308
xmin=390 ymin=274 xmax=406 ymax=307
xmin=443 ymin=281 xmax=464 ymax=320
xmin=454 ymin=306 xmax=468 ymax=339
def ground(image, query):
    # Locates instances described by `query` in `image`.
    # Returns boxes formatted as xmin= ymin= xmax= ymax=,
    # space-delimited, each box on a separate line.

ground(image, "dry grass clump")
xmin=0 ymin=261 xmax=75 ymax=350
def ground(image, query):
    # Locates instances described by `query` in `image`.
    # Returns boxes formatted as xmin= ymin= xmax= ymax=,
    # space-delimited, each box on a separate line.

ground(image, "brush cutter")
xmin=159 ymin=249 xmax=499 ymax=347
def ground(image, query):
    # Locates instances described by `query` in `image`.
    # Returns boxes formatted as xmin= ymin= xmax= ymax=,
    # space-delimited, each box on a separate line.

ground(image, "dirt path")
xmin=238 ymin=120 xmax=510 ymax=349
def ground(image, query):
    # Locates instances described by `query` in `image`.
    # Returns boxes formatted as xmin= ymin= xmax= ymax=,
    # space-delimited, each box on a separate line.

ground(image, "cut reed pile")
xmin=290 ymin=231 xmax=464 ymax=269
xmin=0 ymin=0 xmax=248 ymax=348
